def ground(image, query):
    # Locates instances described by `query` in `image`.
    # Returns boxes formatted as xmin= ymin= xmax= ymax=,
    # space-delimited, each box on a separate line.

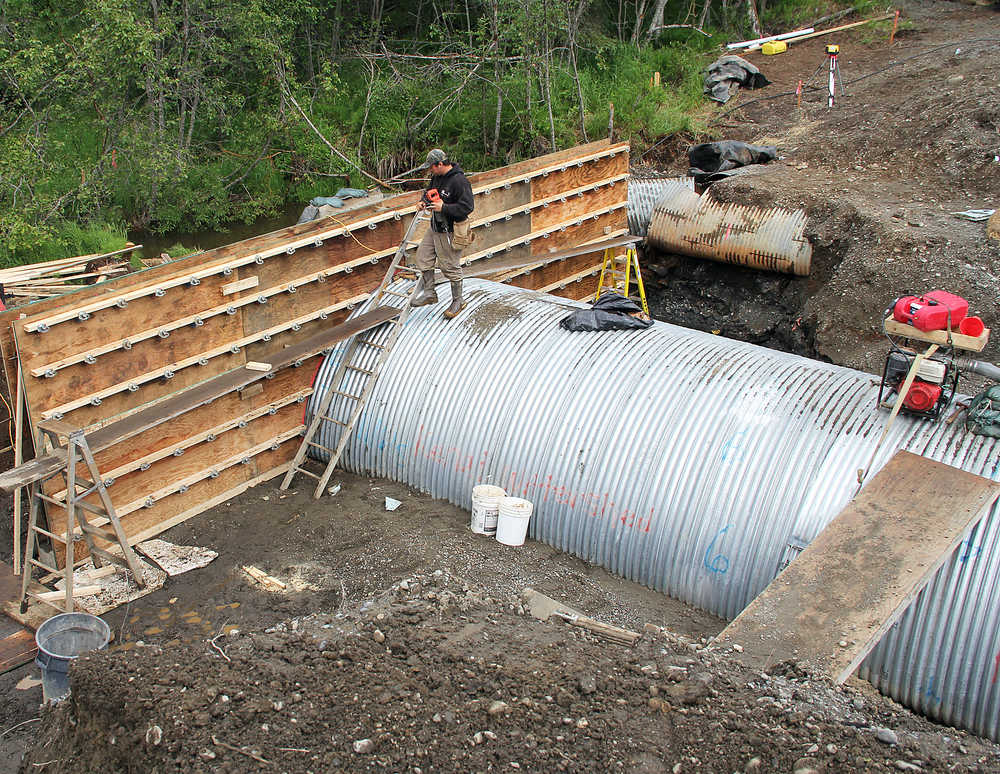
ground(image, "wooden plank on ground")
xmin=715 ymin=451 xmax=1000 ymax=683
xmin=0 ymin=628 xmax=36 ymax=673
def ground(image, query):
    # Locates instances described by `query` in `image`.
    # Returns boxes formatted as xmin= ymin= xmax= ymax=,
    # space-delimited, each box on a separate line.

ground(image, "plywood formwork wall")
xmin=3 ymin=139 xmax=628 ymax=561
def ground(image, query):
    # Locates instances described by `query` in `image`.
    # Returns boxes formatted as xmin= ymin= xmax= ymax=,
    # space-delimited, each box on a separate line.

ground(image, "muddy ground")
xmin=3 ymin=1 xmax=1000 ymax=771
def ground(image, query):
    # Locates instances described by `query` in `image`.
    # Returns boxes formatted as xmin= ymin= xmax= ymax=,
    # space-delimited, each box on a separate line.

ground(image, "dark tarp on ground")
xmin=688 ymin=141 xmax=778 ymax=184
xmin=559 ymin=292 xmax=653 ymax=332
xmin=703 ymin=55 xmax=770 ymax=104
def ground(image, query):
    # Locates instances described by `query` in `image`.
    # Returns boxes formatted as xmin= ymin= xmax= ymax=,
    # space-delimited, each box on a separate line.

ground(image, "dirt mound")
xmin=22 ymin=571 xmax=1000 ymax=773
xmin=644 ymin=0 xmax=1000 ymax=378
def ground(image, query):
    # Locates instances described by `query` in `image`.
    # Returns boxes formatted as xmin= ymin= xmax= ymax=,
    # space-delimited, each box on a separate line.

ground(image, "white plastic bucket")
xmin=495 ymin=497 xmax=533 ymax=546
xmin=470 ymin=485 xmax=506 ymax=535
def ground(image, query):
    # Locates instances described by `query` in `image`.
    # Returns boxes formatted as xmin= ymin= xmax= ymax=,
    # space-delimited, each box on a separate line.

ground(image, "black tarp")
xmin=687 ymin=140 xmax=777 ymax=184
xmin=703 ymin=55 xmax=770 ymax=104
xmin=559 ymin=293 xmax=653 ymax=332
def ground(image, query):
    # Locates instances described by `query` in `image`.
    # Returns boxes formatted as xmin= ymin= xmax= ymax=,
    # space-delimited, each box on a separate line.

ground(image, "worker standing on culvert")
xmin=412 ymin=148 xmax=475 ymax=319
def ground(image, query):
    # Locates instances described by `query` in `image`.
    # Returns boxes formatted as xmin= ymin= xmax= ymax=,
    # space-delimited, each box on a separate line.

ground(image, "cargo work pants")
xmin=414 ymin=228 xmax=463 ymax=281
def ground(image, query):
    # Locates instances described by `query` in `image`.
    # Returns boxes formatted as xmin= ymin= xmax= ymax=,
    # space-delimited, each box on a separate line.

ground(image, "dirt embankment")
xmin=20 ymin=571 xmax=1000 ymax=773
xmin=643 ymin=0 xmax=1000 ymax=378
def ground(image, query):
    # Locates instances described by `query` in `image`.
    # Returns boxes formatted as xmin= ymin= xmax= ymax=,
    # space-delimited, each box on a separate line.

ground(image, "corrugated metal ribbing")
xmin=309 ymin=280 xmax=1000 ymax=740
xmin=646 ymin=180 xmax=812 ymax=275
xmin=628 ymin=176 xmax=694 ymax=237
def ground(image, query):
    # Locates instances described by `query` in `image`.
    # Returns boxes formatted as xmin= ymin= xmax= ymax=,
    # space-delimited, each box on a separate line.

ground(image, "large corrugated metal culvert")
xmin=646 ymin=180 xmax=813 ymax=275
xmin=309 ymin=280 xmax=1000 ymax=741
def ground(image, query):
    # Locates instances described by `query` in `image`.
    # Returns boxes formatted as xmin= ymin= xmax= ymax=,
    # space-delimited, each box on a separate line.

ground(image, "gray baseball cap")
xmin=420 ymin=148 xmax=448 ymax=169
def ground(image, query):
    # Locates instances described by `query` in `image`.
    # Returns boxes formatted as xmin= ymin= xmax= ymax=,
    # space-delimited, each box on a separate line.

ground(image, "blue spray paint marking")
xmin=924 ymin=675 xmax=943 ymax=703
xmin=704 ymin=525 xmax=733 ymax=574
xmin=958 ymin=540 xmax=982 ymax=563
xmin=721 ymin=430 xmax=748 ymax=463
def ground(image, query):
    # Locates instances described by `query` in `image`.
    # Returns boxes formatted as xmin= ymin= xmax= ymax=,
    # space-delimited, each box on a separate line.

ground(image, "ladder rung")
xmin=293 ymin=468 xmax=322 ymax=480
xmin=356 ymin=341 xmax=388 ymax=350
xmin=333 ymin=390 xmax=364 ymax=402
xmin=344 ymin=365 xmax=374 ymax=375
xmin=79 ymin=522 xmax=117 ymax=541
xmin=88 ymin=546 xmax=128 ymax=565
xmin=29 ymin=558 xmax=61 ymax=574
xmin=37 ymin=493 xmax=67 ymax=508
xmin=318 ymin=415 xmax=349 ymax=426
xmin=307 ymin=440 xmax=337 ymax=454
xmin=74 ymin=499 xmax=110 ymax=517
xmin=31 ymin=525 xmax=67 ymax=543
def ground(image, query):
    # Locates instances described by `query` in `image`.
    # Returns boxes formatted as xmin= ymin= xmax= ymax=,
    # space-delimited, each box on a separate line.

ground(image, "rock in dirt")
xmin=352 ymin=737 xmax=375 ymax=754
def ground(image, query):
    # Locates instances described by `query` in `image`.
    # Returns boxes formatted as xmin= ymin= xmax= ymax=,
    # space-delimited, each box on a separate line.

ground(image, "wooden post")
xmin=608 ymin=103 xmax=615 ymax=141
xmin=889 ymin=10 xmax=900 ymax=45
xmin=796 ymin=80 xmax=803 ymax=109
xmin=12 ymin=362 xmax=23 ymax=575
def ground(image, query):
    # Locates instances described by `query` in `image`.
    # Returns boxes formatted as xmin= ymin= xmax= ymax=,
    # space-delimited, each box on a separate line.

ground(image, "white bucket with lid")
xmin=495 ymin=497 xmax=533 ymax=546
xmin=470 ymin=485 xmax=506 ymax=535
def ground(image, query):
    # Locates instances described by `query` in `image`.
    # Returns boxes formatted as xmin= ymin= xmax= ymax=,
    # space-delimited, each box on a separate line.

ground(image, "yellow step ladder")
xmin=596 ymin=246 xmax=648 ymax=315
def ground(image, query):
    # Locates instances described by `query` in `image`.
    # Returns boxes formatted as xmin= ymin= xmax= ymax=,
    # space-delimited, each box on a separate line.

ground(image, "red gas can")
xmin=892 ymin=291 xmax=968 ymax=332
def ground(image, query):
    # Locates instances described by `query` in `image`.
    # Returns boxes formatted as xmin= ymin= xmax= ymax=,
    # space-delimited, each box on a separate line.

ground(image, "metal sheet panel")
xmin=628 ymin=176 xmax=694 ymax=237
xmin=646 ymin=181 xmax=813 ymax=275
xmin=309 ymin=280 xmax=1000 ymax=740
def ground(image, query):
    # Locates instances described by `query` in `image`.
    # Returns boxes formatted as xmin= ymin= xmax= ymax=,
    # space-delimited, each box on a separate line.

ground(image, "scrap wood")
xmin=136 ymin=539 xmax=218 ymax=576
xmin=552 ymin=611 xmax=641 ymax=646
xmin=242 ymin=565 xmax=286 ymax=590
xmin=34 ymin=585 xmax=103 ymax=602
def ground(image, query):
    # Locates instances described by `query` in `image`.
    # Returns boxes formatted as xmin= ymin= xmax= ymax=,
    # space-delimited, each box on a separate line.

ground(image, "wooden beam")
xmin=221 ymin=276 xmax=259 ymax=295
xmin=715 ymin=451 xmax=1000 ymax=683
xmin=461 ymin=204 xmax=627 ymax=266
xmin=39 ymin=293 xmax=368 ymax=419
xmin=883 ymin=317 xmax=989 ymax=352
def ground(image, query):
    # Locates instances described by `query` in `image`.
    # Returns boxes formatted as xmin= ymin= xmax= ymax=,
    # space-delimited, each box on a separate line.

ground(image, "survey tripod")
xmin=804 ymin=44 xmax=847 ymax=108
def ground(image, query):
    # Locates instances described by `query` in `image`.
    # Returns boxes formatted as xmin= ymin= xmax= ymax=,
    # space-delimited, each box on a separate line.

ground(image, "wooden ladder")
xmin=19 ymin=418 xmax=147 ymax=613
xmin=595 ymin=245 xmax=648 ymax=315
xmin=280 ymin=211 xmax=430 ymax=498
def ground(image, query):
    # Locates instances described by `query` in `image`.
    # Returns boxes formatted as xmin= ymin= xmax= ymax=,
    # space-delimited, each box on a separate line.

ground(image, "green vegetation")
xmin=0 ymin=0 xmax=837 ymax=265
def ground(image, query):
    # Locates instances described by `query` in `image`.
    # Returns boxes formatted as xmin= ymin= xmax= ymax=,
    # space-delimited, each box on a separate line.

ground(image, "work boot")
xmin=443 ymin=280 xmax=466 ymax=319
xmin=410 ymin=270 xmax=438 ymax=306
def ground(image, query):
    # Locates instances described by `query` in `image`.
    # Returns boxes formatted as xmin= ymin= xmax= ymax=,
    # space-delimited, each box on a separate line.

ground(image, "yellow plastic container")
xmin=762 ymin=40 xmax=788 ymax=55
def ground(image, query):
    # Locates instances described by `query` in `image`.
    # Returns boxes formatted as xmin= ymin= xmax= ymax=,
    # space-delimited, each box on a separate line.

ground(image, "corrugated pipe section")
xmin=309 ymin=280 xmax=1000 ymax=741
xmin=646 ymin=180 xmax=812 ymax=275
xmin=627 ymin=176 xmax=694 ymax=237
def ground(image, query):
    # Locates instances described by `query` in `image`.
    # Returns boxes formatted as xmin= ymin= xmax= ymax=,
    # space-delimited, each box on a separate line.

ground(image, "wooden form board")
xmin=715 ymin=451 xmax=1000 ymax=683
xmin=4 ymin=140 xmax=628 ymax=564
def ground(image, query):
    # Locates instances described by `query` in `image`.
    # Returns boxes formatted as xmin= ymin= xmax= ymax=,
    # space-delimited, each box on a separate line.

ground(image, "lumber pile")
xmin=0 ymin=246 xmax=139 ymax=303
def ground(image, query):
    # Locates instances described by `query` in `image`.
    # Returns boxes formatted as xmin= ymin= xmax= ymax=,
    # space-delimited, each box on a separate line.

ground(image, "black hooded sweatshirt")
xmin=427 ymin=164 xmax=474 ymax=233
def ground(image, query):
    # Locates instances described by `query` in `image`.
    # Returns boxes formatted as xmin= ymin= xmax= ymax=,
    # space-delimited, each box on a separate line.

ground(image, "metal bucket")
xmin=35 ymin=613 xmax=111 ymax=702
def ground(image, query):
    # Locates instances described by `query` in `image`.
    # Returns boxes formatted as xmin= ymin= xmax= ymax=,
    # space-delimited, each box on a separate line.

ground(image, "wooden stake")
xmin=12 ymin=362 xmax=23 ymax=575
xmin=889 ymin=10 xmax=900 ymax=45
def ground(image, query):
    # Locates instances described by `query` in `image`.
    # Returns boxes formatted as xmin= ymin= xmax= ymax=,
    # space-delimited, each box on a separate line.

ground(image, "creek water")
xmin=128 ymin=203 xmax=304 ymax=260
